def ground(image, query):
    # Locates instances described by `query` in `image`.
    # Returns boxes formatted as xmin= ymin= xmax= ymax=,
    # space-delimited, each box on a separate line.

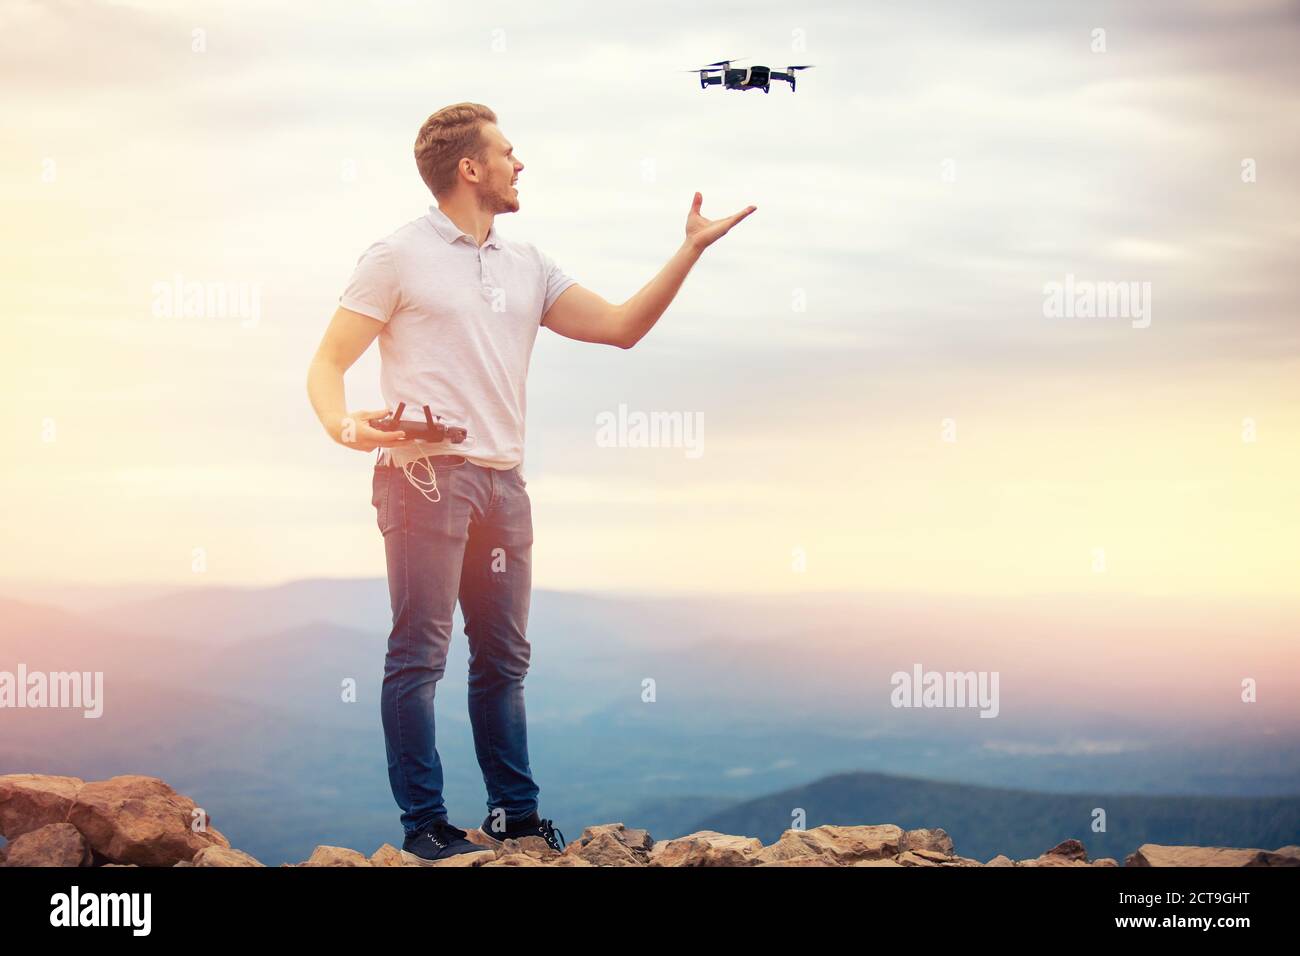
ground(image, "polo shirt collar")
xmin=426 ymin=204 xmax=502 ymax=249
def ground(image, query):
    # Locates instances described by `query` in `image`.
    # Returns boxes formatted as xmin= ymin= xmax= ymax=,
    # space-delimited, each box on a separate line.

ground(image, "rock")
xmin=562 ymin=823 xmax=653 ymax=866
xmin=563 ymin=829 xmax=647 ymax=866
xmin=648 ymin=831 xmax=763 ymax=867
xmin=478 ymin=833 xmax=562 ymax=861
xmin=0 ymin=774 xmax=85 ymax=841
xmin=896 ymin=850 xmax=943 ymax=867
xmin=754 ymin=824 xmax=904 ymax=865
xmin=426 ymin=850 xmax=495 ymax=867
xmin=1125 ymin=845 xmax=1299 ymax=867
xmin=300 ymin=845 xmax=373 ymax=867
xmin=482 ymin=854 xmax=548 ymax=867
xmin=1 ymin=822 xmax=91 ymax=867
xmin=1012 ymin=838 xmax=1095 ymax=867
xmin=902 ymin=827 xmax=955 ymax=856
xmin=369 ymin=844 xmax=404 ymax=867
xmin=571 ymin=823 xmax=653 ymax=853
xmin=65 ymin=775 xmax=229 ymax=867
xmin=758 ymin=856 xmax=839 ymax=867
xmin=192 ymin=846 xmax=265 ymax=867
xmin=1044 ymin=838 xmax=1089 ymax=862
xmin=985 ymin=854 xmax=1016 ymax=867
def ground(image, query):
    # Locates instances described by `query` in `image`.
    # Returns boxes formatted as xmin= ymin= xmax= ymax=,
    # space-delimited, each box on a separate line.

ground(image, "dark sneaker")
xmin=400 ymin=820 xmax=495 ymax=865
xmin=480 ymin=810 xmax=566 ymax=851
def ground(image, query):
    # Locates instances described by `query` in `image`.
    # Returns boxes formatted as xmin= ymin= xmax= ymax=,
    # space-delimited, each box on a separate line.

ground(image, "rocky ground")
xmin=2 ymin=773 xmax=1297 ymax=868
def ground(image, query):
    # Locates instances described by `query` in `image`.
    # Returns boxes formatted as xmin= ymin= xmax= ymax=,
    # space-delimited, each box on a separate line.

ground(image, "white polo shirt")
xmin=338 ymin=204 xmax=576 ymax=470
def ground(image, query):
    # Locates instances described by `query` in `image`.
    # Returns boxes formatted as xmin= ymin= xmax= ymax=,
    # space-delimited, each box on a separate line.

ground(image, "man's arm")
xmin=307 ymin=305 xmax=418 ymax=452
xmin=541 ymin=192 xmax=756 ymax=349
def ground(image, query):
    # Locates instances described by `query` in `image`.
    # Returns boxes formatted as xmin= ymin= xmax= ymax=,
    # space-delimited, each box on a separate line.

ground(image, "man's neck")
xmin=436 ymin=195 xmax=494 ymax=248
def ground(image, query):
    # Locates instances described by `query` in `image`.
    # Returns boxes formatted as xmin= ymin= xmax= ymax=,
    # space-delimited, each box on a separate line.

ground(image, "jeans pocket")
xmin=427 ymin=453 xmax=468 ymax=470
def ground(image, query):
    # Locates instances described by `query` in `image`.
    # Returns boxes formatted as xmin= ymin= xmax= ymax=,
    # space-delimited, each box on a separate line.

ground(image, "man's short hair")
xmin=414 ymin=103 xmax=498 ymax=197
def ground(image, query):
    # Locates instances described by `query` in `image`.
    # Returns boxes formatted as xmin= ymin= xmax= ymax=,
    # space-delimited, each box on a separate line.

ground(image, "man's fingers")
xmin=728 ymin=205 xmax=757 ymax=225
xmin=690 ymin=191 xmax=702 ymax=215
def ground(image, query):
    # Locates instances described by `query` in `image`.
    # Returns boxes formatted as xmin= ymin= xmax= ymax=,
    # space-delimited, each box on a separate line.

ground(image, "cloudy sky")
xmin=3 ymin=0 xmax=1298 ymax=597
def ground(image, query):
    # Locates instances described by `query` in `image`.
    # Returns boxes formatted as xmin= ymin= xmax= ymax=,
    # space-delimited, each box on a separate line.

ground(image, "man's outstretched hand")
xmin=684 ymin=192 xmax=756 ymax=252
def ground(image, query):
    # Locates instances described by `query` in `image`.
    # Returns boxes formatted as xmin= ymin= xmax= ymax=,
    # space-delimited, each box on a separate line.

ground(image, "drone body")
xmin=688 ymin=58 xmax=815 ymax=93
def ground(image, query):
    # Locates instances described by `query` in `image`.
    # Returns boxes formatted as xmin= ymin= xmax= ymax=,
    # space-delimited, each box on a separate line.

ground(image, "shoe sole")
xmin=400 ymin=846 xmax=494 ymax=866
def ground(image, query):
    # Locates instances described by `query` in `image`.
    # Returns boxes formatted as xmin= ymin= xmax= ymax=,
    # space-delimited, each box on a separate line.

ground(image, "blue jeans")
xmin=372 ymin=454 xmax=539 ymax=836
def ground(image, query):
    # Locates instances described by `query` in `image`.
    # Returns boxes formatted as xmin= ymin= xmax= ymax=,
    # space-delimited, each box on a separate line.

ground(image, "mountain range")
xmin=2 ymin=578 xmax=1297 ymax=864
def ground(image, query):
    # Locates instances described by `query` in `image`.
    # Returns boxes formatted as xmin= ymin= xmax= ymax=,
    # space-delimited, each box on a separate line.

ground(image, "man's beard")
xmin=480 ymin=174 xmax=518 ymax=214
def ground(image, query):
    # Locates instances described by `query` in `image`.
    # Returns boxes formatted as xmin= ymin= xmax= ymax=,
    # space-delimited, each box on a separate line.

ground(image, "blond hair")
xmin=414 ymin=103 xmax=498 ymax=197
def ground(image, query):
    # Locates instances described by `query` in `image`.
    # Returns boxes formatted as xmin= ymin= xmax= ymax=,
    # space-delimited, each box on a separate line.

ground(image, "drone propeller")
xmin=787 ymin=64 xmax=815 ymax=71
xmin=678 ymin=57 xmax=748 ymax=71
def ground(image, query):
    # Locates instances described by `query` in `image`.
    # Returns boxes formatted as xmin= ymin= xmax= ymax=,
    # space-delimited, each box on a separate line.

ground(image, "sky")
xmin=2 ymin=0 xmax=1298 ymax=597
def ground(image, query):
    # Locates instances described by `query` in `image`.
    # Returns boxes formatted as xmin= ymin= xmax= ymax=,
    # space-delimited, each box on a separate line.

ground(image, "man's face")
xmin=473 ymin=123 xmax=523 ymax=214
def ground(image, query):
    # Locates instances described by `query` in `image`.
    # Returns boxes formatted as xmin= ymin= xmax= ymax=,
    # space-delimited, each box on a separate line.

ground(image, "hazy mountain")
xmin=680 ymin=771 xmax=1300 ymax=863
xmin=3 ymin=581 xmax=1299 ymax=864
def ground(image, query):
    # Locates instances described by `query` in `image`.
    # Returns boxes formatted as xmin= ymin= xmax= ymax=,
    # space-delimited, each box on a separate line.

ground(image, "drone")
xmin=684 ymin=58 xmax=815 ymax=93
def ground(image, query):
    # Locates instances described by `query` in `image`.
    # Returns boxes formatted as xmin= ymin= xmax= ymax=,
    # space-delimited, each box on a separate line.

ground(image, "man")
xmin=306 ymin=102 xmax=755 ymax=864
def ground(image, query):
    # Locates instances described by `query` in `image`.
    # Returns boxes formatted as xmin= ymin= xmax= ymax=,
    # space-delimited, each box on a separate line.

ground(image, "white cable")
xmin=393 ymin=433 xmax=477 ymax=503
xmin=401 ymin=456 xmax=441 ymax=502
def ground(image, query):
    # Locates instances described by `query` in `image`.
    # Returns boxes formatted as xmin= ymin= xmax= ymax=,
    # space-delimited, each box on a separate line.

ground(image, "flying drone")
xmin=683 ymin=58 xmax=815 ymax=93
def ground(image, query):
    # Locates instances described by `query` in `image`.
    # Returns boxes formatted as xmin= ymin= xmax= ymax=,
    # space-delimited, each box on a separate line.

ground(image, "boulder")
xmin=648 ymin=830 xmax=763 ymax=867
xmin=1 ymin=822 xmax=91 ymax=867
xmin=0 ymin=774 xmax=85 ymax=840
xmin=192 ymin=845 xmax=265 ymax=867
xmin=369 ymin=844 xmax=404 ymax=867
xmin=65 ymin=775 xmax=230 ymax=867
xmin=300 ymin=845 xmax=373 ymax=867
xmin=902 ymin=827 xmax=955 ymax=856
xmin=562 ymin=823 xmax=653 ymax=866
xmin=1125 ymin=844 xmax=1299 ymax=867
xmin=754 ymin=824 xmax=905 ymax=865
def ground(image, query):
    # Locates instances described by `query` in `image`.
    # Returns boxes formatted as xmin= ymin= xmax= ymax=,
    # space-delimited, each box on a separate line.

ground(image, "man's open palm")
xmin=685 ymin=192 xmax=756 ymax=251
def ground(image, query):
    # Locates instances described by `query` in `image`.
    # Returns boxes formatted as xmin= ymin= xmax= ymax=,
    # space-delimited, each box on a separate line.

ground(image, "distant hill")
xmin=683 ymin=771 xmax=1300 ymax=863
xmin=5 ymin=583 xmax=1300 ymax=864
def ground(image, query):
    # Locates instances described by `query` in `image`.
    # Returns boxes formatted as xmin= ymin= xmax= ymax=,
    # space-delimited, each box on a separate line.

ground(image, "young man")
xmin=306 ymin=102 xmax=755 ymax=864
